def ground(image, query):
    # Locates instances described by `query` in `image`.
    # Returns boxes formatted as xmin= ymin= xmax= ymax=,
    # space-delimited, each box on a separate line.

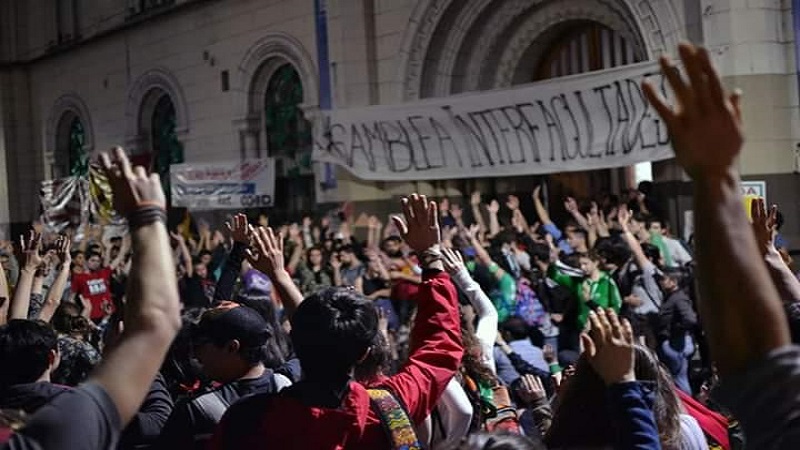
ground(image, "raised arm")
xmin=564 ymin=197 xmax=591 ymax=231
xmin=751 ymin=200 xmax=800 ymax=305
xmin=384 ymin=194 xmax=464 ymax=423
xmin=442 ymin=247 xmax=498 ymax=374
xmin=9 ymin=230 xmax=43 ymax=320
xmin=487 ymin=200 xmax=501 ymax=238
xmin=39 ymin=236 xmax=72 ymax=322
xmin=214 ymin=213 xmax=250 ymax=303
xmin=470 ymin=191 xmax=487 ymax=234
xmin=582 ymin=309 xmax=662 ymax=450
xmin=0 ymin=250 xmax=9 ymax=326
xmin=246 ymin=226 xmax=305 ymax=319
xmin=532 ymin=185 xmax=552 ymax=225
xmin=109 ymin=234 xmax=131 ymax=272
xmin=170 ymin=231 xmax=193 ymax=278
xmin=468 ymin=227 xmax=507 ymax=282
xmin=643 ymin=44 xmax=789 ymax=375
xmin=91 ymin=147 xmax=182 ymax=426
xmin=618 ymin=208 xmax=652 ymax=271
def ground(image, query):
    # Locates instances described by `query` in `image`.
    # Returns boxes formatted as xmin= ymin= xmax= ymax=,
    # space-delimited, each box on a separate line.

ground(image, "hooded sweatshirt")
xmin=0 ymin=382 xmax=70 ymax=414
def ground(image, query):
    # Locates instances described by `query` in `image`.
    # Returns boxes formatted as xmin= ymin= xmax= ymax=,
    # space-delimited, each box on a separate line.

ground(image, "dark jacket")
xmin=154 ymin=369 xmax=287 ymax=450
xmin=118 ymin=374 xmax=173 ymax=450
xmin=658 ymin=289 xmax=698 ymax=342
xmin=0 ymin=382 xmax=70 ymax=414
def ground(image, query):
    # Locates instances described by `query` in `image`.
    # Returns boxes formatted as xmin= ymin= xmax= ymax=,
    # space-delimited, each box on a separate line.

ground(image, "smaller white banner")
xmin=171 ymin=159 xmax=276 ymax=210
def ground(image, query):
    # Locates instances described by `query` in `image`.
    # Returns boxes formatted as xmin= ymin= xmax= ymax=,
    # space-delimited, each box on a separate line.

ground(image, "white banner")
xmin=170 ymin=159 xmax=276 ymax=210
xmin=313 ymin=61 xmax=675 ymax=181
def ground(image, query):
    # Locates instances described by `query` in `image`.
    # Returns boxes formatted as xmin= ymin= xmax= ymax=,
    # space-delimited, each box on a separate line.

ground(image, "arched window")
xmin=55 ymin=113 xmax=88 ymax=178
xmin=535 ymin=22 xmax=641 ymax=81
xmin=264 ymin=64 xmax=312 ymax=159
xmin=151 ymin=94 xmax=182 ymax=179
xmin=137 ymin=90 xmax=183 ymax=198
xmin=264 ymin=64 xmax=314 ymax=216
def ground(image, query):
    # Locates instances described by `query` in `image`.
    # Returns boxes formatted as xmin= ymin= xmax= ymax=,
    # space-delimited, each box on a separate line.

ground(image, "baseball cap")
xmin=193 ymin=303 xmax=271 ymax=348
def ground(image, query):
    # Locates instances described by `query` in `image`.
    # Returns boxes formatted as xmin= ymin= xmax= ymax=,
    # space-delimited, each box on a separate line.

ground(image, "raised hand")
xmin=99 ymin=147 xmax=166 ymax=216
xmin=441 ymin=247 xmax=465 ymax=275
xmin=468 ymin=224 xmax=481 ymax=242
xmin=55 ymin=235 xmax=72 ymax=266
xmin=390 ymin=194 xmax=441 ymax=257
xmin=245 ymin=226 xmax=285 ymax=278
xmin=20 ymin=230 xmax=43 ymax=271
xmin=751 ymin=198 xmax=778 ymax=256
xmin=226 ymin=213 xmax=250 ymax=244
xmin=487 ymin=200 xmax=500 ymax=215
xmin=532 ymin=185 xmax=542 ymax=200
xmin=643 ymin=43 xmax=743 ymax=179
xmin=564 ymin=197 xmax=578 ymax=213
xmin=506 ymin=195 xmax=520 ymax=211
xmin=618 ymin=207 xmax=632 ymax=229
xmin=470 ymin=191 xmax=481 ymax=207
xmin=169 ymin=231 xmax=184 ymax=244
xmin=377 ymin=308 xmax=389 ymax=338
xmin=581 ymin=309 xmax=635 ymax=385
xmin=516 ymin=374 xmax=547 ymax=404
xmin=368 ymin=215 xmax=380 ymax=230
xmin=329 ymin=253 xmax=342 ymax=270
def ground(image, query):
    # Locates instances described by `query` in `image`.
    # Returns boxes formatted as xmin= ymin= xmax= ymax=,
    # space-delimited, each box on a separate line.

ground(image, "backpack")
xmin=515 ymin=280 xmax=558 ymax=340
xmin=461 ymin=374 xmax=521 ymax=435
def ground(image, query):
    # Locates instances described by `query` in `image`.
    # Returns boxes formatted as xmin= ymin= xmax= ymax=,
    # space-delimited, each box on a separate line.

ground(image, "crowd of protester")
xmin=1 ymin=42 xmax=800 ymax=449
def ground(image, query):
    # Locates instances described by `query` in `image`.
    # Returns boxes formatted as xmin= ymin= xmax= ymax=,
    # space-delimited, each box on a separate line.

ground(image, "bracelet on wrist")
xmin=549 ymin=363 xmax=563 ymax=374
xmin=127 ymin=205 xmax=167 ymax=230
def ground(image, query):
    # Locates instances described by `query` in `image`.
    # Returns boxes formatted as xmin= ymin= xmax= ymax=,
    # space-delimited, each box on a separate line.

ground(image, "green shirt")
xmin=548 ymin=265 xmax=622 ymax=329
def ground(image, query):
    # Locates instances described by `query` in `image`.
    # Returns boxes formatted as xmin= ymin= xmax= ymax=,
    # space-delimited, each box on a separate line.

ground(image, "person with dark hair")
xmin=50 ymin=302 xmax=100 ymax=387
xmin=467 ymin=228 xmax=516 ymax=323
xmin=648 ymin=218 xmax=693 ymax=269
xmin=499 ymin=317 xmax=549 ymax=375
xmin=618 ymin=208 xmax=665 ymax=347
xmin=69 ymin=250 xmax=115 ymax=323
xmin=211 ymin=194 xmax=463 ymax=449
xmin=657 ymin=269 xmax=698 ymax=395
xmin=336 ymin=244 xmax=365 ymax=287
xmin=154 ymin=303 xmax=290 ymax=450
xmin=295 ymin=245 xmax=333 ymax=294
xmin=548 ymin=250 xmax=622 ymax=334
xmin=547 ymin=318 xmax=696 ymax=449
xmin=0 ymin=320 xmax=68 ymax=414
xmin=3 ymin=148 xmax=182 ymax=450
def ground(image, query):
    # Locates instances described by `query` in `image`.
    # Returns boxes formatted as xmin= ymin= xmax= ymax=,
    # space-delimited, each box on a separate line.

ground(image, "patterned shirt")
xmin=52 ymin=335 xmax=101 ymax=386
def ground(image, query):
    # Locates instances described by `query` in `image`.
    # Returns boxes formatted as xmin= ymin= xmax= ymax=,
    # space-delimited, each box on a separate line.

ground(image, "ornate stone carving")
xmin=400 ymin=0 xmax=683 ymax=99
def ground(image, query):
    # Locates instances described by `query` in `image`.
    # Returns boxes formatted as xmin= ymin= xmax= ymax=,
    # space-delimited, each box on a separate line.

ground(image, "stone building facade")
xmin=0 ymin=0 xmax=797 ymax=245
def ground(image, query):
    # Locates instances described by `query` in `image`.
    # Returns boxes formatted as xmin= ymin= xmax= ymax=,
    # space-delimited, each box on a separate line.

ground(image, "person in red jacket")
xmin=210 ymin=194 xmax=464 ymax=449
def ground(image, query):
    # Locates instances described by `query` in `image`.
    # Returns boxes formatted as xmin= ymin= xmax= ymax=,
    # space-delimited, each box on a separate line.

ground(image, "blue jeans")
xmin=659 ymin=334 xmax=694 ymax=395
